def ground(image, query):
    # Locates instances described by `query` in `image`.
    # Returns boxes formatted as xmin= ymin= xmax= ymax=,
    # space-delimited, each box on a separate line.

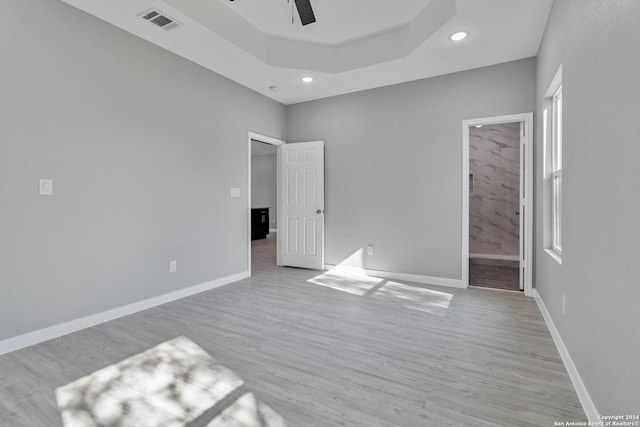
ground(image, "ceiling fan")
xmin=229 ymin=0 xmax=316 ymax=26
xmin=292 ymin=0 xmax=316 ymax=26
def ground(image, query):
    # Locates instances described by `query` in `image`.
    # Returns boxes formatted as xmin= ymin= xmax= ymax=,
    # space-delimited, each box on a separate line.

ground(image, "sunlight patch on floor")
xmin=56 ymin=336 xmax=285 ymax=426
xmin=372 ymin=281 xmax=453 ymax=316
xmin=307 ymin=248 xmax=382 ymax=295
xmin=307 ymin=270 xmax=383 ymax=296
xmin=307 ymin=250 xmax=453 ymax=315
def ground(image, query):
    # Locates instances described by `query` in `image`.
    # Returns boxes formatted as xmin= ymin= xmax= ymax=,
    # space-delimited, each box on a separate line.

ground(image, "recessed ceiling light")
xmin=475 ymin=125 xmax=483 ymax=128
xmin=269 ymin=85 xmax=280 ymax=93
xmin=450 ymin=31 xmax=468 ymax=41
xmin=301 ymin=76 xmax=314 ymax=83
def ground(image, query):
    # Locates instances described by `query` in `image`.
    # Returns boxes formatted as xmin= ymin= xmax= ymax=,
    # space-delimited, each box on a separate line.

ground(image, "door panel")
xmin=287 ymin=217 xmax=299 ymax=254
xmin=287 ymin=170 xmax=299 ymax=205
xmin=305 ymin=169 xmax=317 ymax=205
xmin=281 ymin=141 xmax=324 ymax=269
xmin=304 ymin=218 xmax=317 ymax=256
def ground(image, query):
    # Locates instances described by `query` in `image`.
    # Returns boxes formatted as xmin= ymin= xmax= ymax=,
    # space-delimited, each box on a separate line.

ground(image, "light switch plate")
xmin=39 ymin=179 xmax=53 ymax=196
xmin=230 ymin=188 xmax=241 ymax=198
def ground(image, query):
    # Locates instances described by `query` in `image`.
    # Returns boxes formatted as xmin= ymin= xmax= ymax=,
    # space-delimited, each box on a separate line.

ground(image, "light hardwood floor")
xmin=0 ymin=234 xmax=585 ymax=426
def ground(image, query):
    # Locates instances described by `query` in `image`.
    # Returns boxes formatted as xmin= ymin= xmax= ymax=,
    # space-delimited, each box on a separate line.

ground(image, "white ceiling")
xmin=60 ymin=0 xmax=553 ymax=105
xmin=165 ymin=0 xmax=457 ymax=73
xmin=222 ymin=0 xmax=436 ymax=45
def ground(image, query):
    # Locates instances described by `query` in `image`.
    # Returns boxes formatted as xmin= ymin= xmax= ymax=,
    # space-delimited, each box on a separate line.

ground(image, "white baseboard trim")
xmin=269 ymin=228 xmax=277 ymax=233
xmin=0 ymin=271 xmax=249 ymax=356
xmin=323 ymin=264 xmax=466 ymax=289
xmin=532 ymin=289 xmax=599 ymax=422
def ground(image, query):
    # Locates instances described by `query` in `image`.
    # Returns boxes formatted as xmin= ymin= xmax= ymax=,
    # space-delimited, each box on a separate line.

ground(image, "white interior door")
xmin=281 ymin=141 xmax=325 ymax=269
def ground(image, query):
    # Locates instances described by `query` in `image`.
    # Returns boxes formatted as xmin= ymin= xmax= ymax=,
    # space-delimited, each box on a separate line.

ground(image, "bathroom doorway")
xmin=469 ymin=122 xmax=521 ymax=290
xmin=462 ymin=113 xmax=533 ymax=295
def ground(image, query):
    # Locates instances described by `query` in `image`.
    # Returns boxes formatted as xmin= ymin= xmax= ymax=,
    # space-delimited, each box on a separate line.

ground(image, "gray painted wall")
xmin=534 ymin=0 xmax=640 ymax=413
xmin=251 ymin=149 xmax=277 ymax=229
xmin=469 ymin=123 xmax=520 ymax=258
xmin=0 ymin=0 xmax=285 ymax=339
xmin=286 ymin=58 xmax=535 ymax=279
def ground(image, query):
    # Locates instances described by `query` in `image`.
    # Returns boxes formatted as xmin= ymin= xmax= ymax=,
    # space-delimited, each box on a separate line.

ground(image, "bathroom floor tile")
xmin=469 ymin=263 xmax=521 ymax=291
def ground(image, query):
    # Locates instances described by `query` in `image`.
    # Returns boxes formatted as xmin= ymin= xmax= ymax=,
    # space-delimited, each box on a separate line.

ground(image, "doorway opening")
xmin=248 ymin=132 xmax=283 ymax=274
xmin=462 ymin=113 xmax=533 ymax=296
xmin=469 ymin=122 xmax=521 ymax=290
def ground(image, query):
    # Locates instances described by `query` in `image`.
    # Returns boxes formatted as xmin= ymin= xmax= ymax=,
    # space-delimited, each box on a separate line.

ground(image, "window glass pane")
xmin=556 ymin=90 xmax=562 ymax=170
xmin=558 ymin=175 xmax=562 ymax=249
xmin=552 ymin=87 xmax=563 ymax=173
xmin=553 ymin=173 xmax=562 ymax=251
xmin=553 ymin=175 xmax=558 ymax=245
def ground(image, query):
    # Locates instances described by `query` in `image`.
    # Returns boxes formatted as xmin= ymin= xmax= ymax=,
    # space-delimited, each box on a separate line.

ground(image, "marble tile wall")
xmin=469 ymin=122 xmax=520 ymax=257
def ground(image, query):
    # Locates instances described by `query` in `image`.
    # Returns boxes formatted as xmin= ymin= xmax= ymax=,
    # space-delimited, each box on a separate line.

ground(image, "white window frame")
xmin=551 ymin=86 xmax=563 ymax=255
xmin=544 ymin=65 xmax=563 ymax=263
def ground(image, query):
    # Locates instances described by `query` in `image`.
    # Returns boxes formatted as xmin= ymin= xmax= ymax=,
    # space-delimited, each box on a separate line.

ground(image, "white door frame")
xmin=461 ymin=113 xmax=534 ymax=296
xmin=248 ymin=131 xmax=284 ymax=274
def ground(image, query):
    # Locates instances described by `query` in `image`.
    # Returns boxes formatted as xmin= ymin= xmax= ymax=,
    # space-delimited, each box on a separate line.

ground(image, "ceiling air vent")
xmin=139 ymin=8 xmax=181 ymax=31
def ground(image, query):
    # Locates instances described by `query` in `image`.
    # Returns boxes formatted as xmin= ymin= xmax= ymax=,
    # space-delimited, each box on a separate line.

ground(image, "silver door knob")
xmin=316 ymin=209 xmax=323 ymax=214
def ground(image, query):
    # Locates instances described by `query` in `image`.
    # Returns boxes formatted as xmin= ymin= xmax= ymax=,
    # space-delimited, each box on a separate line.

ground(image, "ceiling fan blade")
xmin=294 ymin=0 xmax=316 ymax=26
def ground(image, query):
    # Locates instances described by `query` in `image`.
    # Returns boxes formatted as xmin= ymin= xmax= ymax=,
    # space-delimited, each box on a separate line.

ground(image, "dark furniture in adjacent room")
xmin=251 ymin=208 xmax=269 ymax=240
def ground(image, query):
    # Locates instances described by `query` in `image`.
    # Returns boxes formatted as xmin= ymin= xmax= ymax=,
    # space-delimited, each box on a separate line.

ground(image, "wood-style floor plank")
xmin=0 ymin=235 xmax=585 ymax=426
